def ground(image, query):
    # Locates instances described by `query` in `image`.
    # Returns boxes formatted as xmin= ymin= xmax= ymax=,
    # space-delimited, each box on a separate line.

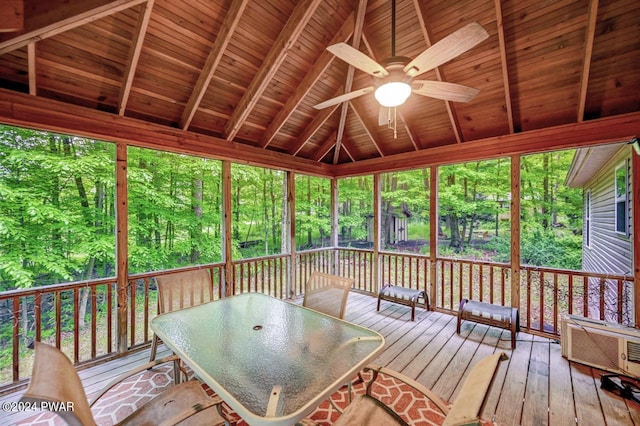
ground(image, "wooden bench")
xmin=377 ymin=284 xmax=429 ymax=321
xmin=457 ymin=298 xmax=520 ymax=349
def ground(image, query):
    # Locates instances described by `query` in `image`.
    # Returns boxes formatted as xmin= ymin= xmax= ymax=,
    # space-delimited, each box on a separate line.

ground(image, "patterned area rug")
xmin=18 ymin=365 xmax=495 ymax=425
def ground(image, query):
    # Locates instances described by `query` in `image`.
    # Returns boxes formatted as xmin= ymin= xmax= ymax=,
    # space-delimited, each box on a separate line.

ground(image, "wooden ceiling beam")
xmin=398 ymin=111 xmax=421 ymax=150
xmin=0 ymin=88 xmax=332 ymax=177
xmin=411 ymin=0 xmax=463 ymax=143
xmin=334 ymin=0 xmax=368 ymax=164
xmin=289 ymin=87 xmax=343 ymax=156
xmin=223 ymin=0 xmax=323 ymax=141
xmin=117 ymin=0 xmax=154 ymax=116
xmin=0 ymin=0 xmax=147 ymax=55
xmin=260 ymin=11 xmax=356 ymax=149
xmin=2 ymin=89 xmax=638 ymax=179
xmin=577 ymin=0 xmax=599 ymax=122
xmin=334 ymin=112 xmax=640 ymax=177
xmin=313 ymin=132 xmax=337 ymax=162
xmin=179 ymin=0 xmax=249 ymax=130
xmin=494 ymin=0 xmax=515 ymax=133
xmin=349 ymin=102 xmax=384 ymax=156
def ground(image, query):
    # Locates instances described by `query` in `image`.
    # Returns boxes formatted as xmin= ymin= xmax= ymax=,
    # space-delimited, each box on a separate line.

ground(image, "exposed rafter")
xmin=289 ymin=91 xmax=343 ymax=156
xmin=577 ymin=0 xmax=599 ymax=122
xmin=313 ymin=132 xmax=337 ymax=162
xmin=118 ymin=0 xmax=154 ymax=116
xmin=0 ymin=0 xmax=147 ymax=55
xmin=494 ymin=0 xmax=514 ymax=133
xmin=334 ymin=0 xmax=368 ymax=164
xmin=411 ymin=0 xmax=463 ymax=143
xmin=223 ymin=0 xmax=323 ymax=141
xmin=349 ymin=101 xmax=385 ymax=157
xmin=260 ymin=11 xmax=356 ymax=149
xmin=180 ymin=0 xmax=249 ymax=130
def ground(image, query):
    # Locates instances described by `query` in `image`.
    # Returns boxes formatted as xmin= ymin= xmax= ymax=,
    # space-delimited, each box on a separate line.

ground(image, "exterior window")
xmin=585 ymin=190 xmax=591 ymax=247
xmin=615 ymin=162 xmax=629 ymax=235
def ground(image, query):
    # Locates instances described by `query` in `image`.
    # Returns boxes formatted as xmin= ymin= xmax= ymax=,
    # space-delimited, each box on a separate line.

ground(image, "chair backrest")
xmin=302 ymin=272 xmax=353 ymax=319
xmin=442 ymin=351 xmax=508 ymax=426
xmin=21 ymin=342 xmax=95 ymax=426
xmin=156 ymin=269 xmax=215 ymax=314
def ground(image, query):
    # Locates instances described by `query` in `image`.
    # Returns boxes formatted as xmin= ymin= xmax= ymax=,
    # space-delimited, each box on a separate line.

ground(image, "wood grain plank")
xmin=548 ymin=340 xmax=576 ymax=426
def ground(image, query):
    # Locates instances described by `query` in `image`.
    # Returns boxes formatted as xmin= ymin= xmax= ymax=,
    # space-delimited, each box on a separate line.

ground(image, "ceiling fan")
xmin=313 ymin=0 xmax=489 ymax=112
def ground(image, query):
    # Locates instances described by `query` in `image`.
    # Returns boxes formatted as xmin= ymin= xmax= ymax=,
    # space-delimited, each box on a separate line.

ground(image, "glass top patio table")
xmin=150 ymin=292 xmax=385 ymax=426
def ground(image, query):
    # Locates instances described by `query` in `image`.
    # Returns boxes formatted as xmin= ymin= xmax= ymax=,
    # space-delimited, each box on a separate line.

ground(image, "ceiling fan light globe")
xmin=374 ymin=82 xmax=412 ymax=107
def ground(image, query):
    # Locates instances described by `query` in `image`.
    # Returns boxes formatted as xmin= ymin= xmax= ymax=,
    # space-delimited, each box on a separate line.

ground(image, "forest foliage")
xmin=0 ymin=125 xmax=584 ymax=292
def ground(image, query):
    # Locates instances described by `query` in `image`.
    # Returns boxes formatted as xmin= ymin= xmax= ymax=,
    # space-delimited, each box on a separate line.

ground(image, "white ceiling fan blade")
xmin=313 ymin=87 xmax=375 ymax=110
xmin=412 ymin=80 xmax=480 ymax=103
xmin=327 ymin=43 xmax=389 ymax=77
xmin=404 ymin=22 xmax=489 ymax=78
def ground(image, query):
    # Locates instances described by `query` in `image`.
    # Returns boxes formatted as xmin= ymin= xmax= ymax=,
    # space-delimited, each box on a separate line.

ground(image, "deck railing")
xmin=0 ymin=248 xmax=634 ymax=393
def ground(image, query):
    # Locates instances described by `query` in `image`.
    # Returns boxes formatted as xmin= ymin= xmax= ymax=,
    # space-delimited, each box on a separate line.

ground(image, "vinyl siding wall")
xmin=582 ymin=146 xmax=633 ymax=323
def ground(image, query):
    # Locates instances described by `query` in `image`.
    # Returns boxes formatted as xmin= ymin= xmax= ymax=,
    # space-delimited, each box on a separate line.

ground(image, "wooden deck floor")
xmin=3 ymin=291 xmax=640 ymax=425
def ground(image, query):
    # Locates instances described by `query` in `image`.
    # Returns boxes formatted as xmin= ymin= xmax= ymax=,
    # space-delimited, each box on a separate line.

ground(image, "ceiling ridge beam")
xmin=577 ymin=0 xmax=599 ymax=123
xmin=334 ymin=0 xmax=368 ymax=164
xmin=259 ymin=11 xmax=356 ymax=149
xmin=494 ymin=0 xmax=515 ymax=133
xmin=0 ymin=0 xmax=147 ymax=55
xmin=223 ymin=0 xmax=323 ymax=141
xmin=179 ymin=0 xmax=249 ymax=130
xmin=412 ymin=0 xmax=463 ymax=144
xmin=118 ymin=0 xmax=154 ymax=116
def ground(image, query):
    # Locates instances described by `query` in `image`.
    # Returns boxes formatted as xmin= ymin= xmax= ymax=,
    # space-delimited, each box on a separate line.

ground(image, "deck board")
xmin=548 ymin=337 xmax=576 ymax=425
xmin=3 ymin=291 xmax=639 ymax=425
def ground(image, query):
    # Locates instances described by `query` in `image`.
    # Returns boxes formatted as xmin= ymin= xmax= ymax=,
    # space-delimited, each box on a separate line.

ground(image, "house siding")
xmin=582 ymin=147 xmax=633 ymax=276
xmin=581 ymin=146 xmax=633 ymax=324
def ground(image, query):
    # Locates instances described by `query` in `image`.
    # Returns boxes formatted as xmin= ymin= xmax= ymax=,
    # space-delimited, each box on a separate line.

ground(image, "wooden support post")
xmin=287 ymin=171 xmax=296 ymax=298
xmin=115 ymin=143 xmax=128 ymax=353
xmin=331 ymin=178 xmax=339 ymax=274
xmin=632 ymin=144 xmax=640 ymax=327
xmin=222 ymin=161 xmax=233 ymax=297
xmin=510 ymin=155 xmax=521 ymax=310
xmin=373 ymin=173 xmax=381 ymax=293
xmin=429 ymin=166 xmax=437 ymax=310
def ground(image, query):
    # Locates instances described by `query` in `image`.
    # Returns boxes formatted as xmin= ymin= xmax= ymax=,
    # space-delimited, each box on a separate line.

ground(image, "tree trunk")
xmin=542 ymin=153 xmax=550 ymax=229
xmin=190 ymin=175 xmax=203 ymax=263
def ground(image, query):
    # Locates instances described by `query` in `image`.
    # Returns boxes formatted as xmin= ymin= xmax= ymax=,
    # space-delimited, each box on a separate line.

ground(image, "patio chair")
xmin=150 ymin=268 xmax=215 ymax=361
xmin=302 ymin=272 xmax=354 ymax=319
xmin=20 ymin=342 xmax=228 ymax=426
xmin=333 ymin=351 xmax=508 ymax=426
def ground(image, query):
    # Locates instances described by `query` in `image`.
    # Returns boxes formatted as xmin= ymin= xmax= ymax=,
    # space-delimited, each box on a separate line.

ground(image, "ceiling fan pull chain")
xmin=393 ymin=106 xmax=398 ymax=139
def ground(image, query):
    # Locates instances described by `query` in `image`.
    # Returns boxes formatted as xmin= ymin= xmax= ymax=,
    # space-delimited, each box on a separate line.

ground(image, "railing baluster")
xmin=539 ymin=271 xmax=545 ymax=333
xmin=553 ymin=274 xmax=558 ymax=335
xmin=599 ymin=277 xmax=606 ymax=321
xmin=55 ymin=290 xmax=62 ymax=349
xmin=12 ymin=297 xmax=19 ymax=382
xmin=91 ymin=285 xmax=97 ymax=359
xmin=568 ymin=274 xmax=574 ymax=316
xmin=130 ymin=280 xmax=136 ymax=349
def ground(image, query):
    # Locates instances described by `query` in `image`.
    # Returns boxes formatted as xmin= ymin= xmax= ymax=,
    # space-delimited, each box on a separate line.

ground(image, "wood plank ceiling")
xmin=0 ymin=0 xmax=638 ymax=175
